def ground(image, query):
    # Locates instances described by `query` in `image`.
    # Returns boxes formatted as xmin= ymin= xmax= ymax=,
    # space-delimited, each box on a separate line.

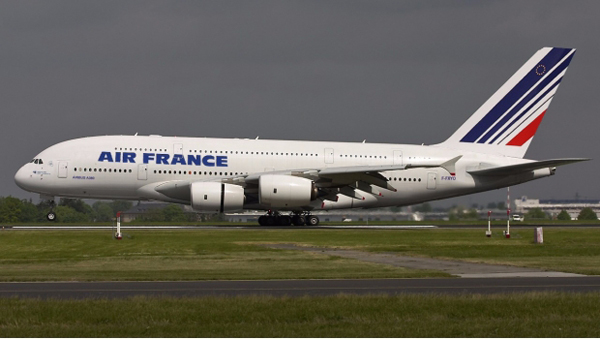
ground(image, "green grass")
xmin=0 ymin=228 xmax=599 ymax=281
xmin=1 ymin=293 xmax=600 ymax=337
xmin=0 ymin=230 xmax=448 ymax=281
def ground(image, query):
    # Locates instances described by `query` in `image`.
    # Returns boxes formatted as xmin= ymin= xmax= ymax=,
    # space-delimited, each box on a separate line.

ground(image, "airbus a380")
xmin=15 ymin=47 xmax=588 ymax=226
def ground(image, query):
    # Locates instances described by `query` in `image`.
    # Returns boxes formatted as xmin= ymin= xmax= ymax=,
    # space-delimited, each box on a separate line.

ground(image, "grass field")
xmin=1 ymin=227 xmax=599 ymax=281
xmin=1 ymin=293 xmax=600 ymax=337
xmin=2 ymin=228 xmax=600 ymax=337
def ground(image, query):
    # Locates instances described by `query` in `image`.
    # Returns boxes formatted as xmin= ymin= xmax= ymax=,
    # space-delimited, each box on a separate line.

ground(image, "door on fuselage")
xmin=427 ymin=172 xmax=437 ymax=190
xmin=58 ymin=162 xmax=68 ymax=178
xmin=174 ymin=143 xmax=183 ymax=155
xmin=393 ymin=150 xmax=403 ymax=166
xmin=324 ymin=148 xmax=334 ymax=164
xmin=138 ymin=164 xmax=148 ymax=180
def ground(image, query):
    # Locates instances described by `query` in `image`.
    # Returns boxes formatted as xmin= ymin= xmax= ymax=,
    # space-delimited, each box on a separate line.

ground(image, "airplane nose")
xmin=14 ymin=166 xmax=31 ymax=191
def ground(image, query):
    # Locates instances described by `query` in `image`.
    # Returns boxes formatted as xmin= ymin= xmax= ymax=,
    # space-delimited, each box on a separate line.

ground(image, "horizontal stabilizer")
xmin=468 ymin=158 xmax=590 ymax=176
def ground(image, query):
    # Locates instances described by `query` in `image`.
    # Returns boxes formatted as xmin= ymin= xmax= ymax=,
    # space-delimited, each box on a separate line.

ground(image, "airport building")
xmin=514 ymin=196 xmax=600 ymax=220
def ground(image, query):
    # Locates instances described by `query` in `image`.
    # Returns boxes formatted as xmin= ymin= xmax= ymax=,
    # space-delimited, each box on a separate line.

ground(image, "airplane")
xmin=15 ymin=47 xmax=589 ymax=226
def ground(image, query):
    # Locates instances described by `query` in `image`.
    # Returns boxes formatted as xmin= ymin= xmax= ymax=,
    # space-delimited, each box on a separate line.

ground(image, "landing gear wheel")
xmin=265 ymin=216 xmax=276 ymax=226
xmin=46 ymin=212 xmax=56 ymax=222
xmin=307 ymin=215 xmax=319 ymax=226
xmin=292 ymin=215 xmax=306 ymax=226
xmin=258 ymin=216 xmax=267 ymax=226
xmin=278 ymin=216 xmax=292 ymax=226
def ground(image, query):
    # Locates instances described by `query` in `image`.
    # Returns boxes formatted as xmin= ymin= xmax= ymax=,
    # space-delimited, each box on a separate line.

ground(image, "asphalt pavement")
xmin=1 ymin=277 xmax=600 ymax=299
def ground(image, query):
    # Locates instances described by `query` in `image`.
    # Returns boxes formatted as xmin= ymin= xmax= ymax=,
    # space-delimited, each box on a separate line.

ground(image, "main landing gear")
xmin=258 ymin=211 xmax=320 ymax=226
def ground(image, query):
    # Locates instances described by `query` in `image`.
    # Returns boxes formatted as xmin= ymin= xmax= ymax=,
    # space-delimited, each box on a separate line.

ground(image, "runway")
xmin=7 ymin=224 xmax=598 ymax=230
xmin=1 ymin=277 xmax=600 ymax=299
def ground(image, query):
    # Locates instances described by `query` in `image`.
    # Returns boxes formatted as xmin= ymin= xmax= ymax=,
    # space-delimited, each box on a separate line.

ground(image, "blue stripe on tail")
xmin=479 ymin=53 xmax=574 ymax=144
xmin=460 ymin=48 xmax=572 ymax=143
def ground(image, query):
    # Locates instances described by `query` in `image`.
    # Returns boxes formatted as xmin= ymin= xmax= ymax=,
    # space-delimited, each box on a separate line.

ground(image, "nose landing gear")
xmin=45 ymin=199 xmax=57 ymax=222
xmin=46 ymin=211 xmax=56 ymax=221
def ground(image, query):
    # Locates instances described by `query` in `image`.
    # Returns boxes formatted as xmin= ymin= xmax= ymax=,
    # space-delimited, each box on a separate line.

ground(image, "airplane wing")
xmin=243 ymin=155 xmax=463 ymax=191
xmin=467 ymin=158 xmax=590 ymax=176
xmin=138 ymin=155 xmax=464 ymax=203
xmin=319 ymin=155 xmax=462 ymax=176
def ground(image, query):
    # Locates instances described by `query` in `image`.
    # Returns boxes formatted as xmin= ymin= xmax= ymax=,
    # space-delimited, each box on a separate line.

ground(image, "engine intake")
xmin=259 ymin=175 xmax=317 ymax=208
xmin=190 ymin=182 xmax=244 ymax=213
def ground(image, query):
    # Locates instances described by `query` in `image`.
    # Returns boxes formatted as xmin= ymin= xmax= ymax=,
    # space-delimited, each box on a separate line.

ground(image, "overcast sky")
xmin=1 ymin=0 xmax=598 ymax=207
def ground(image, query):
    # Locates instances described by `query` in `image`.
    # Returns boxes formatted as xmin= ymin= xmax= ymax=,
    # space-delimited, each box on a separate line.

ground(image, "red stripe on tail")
xmin=507 ymin=111 xmax=546 ymax=146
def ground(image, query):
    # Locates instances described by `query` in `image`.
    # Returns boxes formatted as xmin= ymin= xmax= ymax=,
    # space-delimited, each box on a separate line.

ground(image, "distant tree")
xmin=163 ymin=205 xmax=187 ymax=222
xmin=108 ymin=200 xmax=133 ymax=215
xmin=557 ymin=210 xmax=571 ymax=221
xmin=497 ymin=201 xmax=506 ymax=210
xmin=54 ymin=205 xmax=91 ymax=223
xmin=526 ymin=208 xmax=547 ymax=219
xmin=59 ymin=198 xmax=91 ymax=214
xmin=486 ymin=202 xmax=497 ymax=210
xmin=0 ymin=196 xmax=22 ymax=223
xmin=19 ymin=199 xmax=39 ymax=222
xmin=136 ymin=207 xmax=166 ymax=222
xmin=92 ymin=201 xmax=116 ymax=222
xmin=578 ymin=207 xmax=598 ymax=221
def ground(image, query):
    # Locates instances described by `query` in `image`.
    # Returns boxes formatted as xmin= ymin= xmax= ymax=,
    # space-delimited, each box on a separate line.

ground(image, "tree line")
xmin=0 ymin=197 xmax=213 ymax=223
xmin=0 ymin=196 xmax=133 ymax=223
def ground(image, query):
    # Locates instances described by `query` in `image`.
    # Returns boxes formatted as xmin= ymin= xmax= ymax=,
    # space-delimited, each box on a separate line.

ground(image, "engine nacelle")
xmin=259 ymin=175 xmax=317 ymax=208
xmin=190 ymin=182 xmax=244 ymax=213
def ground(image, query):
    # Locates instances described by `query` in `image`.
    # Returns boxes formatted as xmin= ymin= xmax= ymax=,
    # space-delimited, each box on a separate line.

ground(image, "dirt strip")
xmin=265 ymin=244 xmax=584 ymax=278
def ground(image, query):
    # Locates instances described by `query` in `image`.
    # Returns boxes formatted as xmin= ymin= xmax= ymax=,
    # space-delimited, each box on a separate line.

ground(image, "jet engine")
xmin=259 ymin=175 xmax=317 ymax=208
xmin=190 ymin=182 xmax=244 ymax=213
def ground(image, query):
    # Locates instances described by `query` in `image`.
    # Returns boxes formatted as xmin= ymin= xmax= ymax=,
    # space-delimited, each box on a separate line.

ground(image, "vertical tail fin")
xmin=437 ymin=47 xmax=576 ymax=158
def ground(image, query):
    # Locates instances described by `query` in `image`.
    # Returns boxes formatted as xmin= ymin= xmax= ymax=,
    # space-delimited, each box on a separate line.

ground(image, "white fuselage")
xmin=14 ymin=135 xmax=550 ymax=211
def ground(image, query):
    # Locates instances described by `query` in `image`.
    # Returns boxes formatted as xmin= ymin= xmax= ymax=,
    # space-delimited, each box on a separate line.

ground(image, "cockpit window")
xmin=34 ymin=159 xmax=39 ymax=164
xmin=38 ymin=159 xmax=43 ymax=164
